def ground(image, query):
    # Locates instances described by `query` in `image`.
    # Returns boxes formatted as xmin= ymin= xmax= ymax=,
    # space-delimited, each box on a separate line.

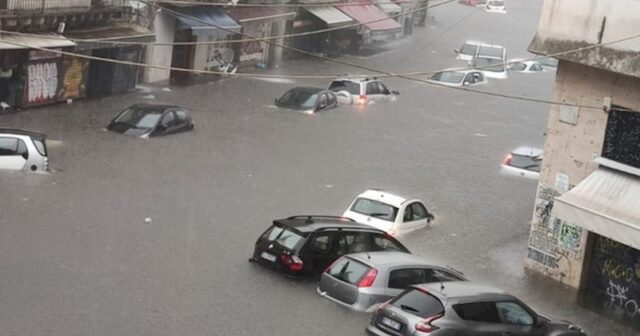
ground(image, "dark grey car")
xmin=367 ymin=282 xmax=587 ymax=336
xmin=274 ymin=87 xmax=338 ymax=113
xmin=107 ymin=103 xmax=194 ymax=138
xmin=317 ymin=252 xmax=465 ymax=312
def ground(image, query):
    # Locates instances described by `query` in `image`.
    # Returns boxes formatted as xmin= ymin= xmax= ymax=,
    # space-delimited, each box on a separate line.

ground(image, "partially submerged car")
xmin=275 ymin=87 xmax=337 ymax=114
xmin=485 ymin=0 xmax=506 ymax=13
xmin=329 ymin=78 xmax=399 ymax=105
xmin=343 ymin=189 xmax=434 ymax=237
xmin=107 ymin=103 xmax=194 ymax=138
xmin=0 ymin=128 xmax=48 ymax=172
xmin=455 ymin=40 xmax=485 ymax=61
xmin=471 ymin=44 xmax=508 ymax=79
xmin=428 ymin=69 xmax=487 ymax=87
xmin=509 ymin=59 xmax=545 ymax=73
xmin=500 ymin=146 xmax=543 ymax=180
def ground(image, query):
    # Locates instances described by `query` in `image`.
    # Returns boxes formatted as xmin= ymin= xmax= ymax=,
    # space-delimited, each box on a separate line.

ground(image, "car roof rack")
xmin=286 ymin=215 xmax=355 ymax=223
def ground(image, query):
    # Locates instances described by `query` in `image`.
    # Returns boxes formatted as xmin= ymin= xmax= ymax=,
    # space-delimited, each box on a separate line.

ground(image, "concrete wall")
xmin=525 ymin=60 xmax=640 ymax=287
xmin=529 ymin=0 xmax=640 ymax=78
xmin=143 ymin=12 xmax=175 ymax=84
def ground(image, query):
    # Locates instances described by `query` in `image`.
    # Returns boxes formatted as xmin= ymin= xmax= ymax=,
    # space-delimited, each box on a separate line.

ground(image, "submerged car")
xmin=275 ymin=87 xmax=337 ymax=113
xmin=249 ymin=215 xmax=410 ymax=277
xmin=428 ymin=69 xmax=487 ymax=87
xmin=509 ymin=59 xmax=545 ymax=73
xmin=367 ymin=282 xmax=587 ymax=336
xmin=455 ymin=40 xmax=484 ymax=61
xmin=343 ymin=189 xmax=434 ymax=237
xmin=318 ymin=251 xmax=466 ymax=312
xmin=471 ymin=44 xmax=508 ymax=79
xmin=329 ymin=78 xmax=399 ymax=105
xmin=107 ymin=103 xmax=194 ymax=138
xmin=0 ymin=128 xmax=48 ymax=172
xmin=500 ymin=146 xmax=543 ymax=180
xmin=485 ymin=0 xmax=506 ymax=13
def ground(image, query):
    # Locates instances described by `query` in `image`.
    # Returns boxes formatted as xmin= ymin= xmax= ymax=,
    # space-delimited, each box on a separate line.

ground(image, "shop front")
xmin=336 ymin=0 xmax=403 ymax=46
xmin=299 ymin=6 xmax=355 ymax=57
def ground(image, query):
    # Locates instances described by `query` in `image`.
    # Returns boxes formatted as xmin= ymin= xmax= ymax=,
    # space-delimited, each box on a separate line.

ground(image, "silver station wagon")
xmin=317 ymin=251 xmax=465 ymax=312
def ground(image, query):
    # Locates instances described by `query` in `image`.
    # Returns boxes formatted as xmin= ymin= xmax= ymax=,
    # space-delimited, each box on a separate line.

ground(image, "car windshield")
xmin=473 ymin=57 xmax=506 ymax=72
xmin=508 ymin=154 xmax=541 ymax=172
xmin=537 ymin=57 xmax=558 ymax=67
xmin=391 ymin=288 xmax=444 ymax=318
xmin=114 ymin=108 xmax=162 ymax=129
xmin=327 ymin=258 xmax=370 ymax=285
xmin=350 ymin=197 xmax=398 ymax=222
xmin=477 ymin=46 xmax=504 ymax=58
xmin=328 ymin=81 xmax=360 ymax=95
xmin=261 ymin=225 xmax=304 ymax=250
xmin=431 ymin=72 xmax=465 ymax=84
xmin=278 ymin=90 xmax=319 ymax=109
xmin=460 ymin=43 xmax=478 ymax=55
xmin=489 ymin=1 xmax=504 ymax=6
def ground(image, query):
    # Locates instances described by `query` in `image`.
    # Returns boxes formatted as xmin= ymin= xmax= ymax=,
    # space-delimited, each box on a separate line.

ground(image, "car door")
xmin=303 ymin=232 xmax=336 ymax=274
xmin=452 ymin=302 xmax=506 ymax=336
xmin=174 ymin=109 xmax=191 ymax=132
xmin=0 ymin=137 xmax=28 ymax=170
xmin=155 ymin=111 xmax=178 ymax=136
xmin=494 ymin=301 xmax=546 ymax=336
xmin=385 ymin=267 xmax=426 ymax=296
xmin=400 ymin=202 xmax=430 ymax=234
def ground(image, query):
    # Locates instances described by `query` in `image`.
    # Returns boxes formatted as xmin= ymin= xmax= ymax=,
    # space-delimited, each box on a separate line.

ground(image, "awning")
xmin=0 ymin=33 xmax=76 ymax=50
xmin=337 ymin=1 xmax=402 ymax=32
xmin=64 ymin=24 xmax=155 ymax=50
xmin=170 ymin=5 xmax=241 ymax=36
xmin=373 ymin=0 xmax=402 ymax=14
xmin=304 ymin=6 xmax=354 ymax=27
xmin=552 ymin=157 xmax=640 ymax=250
xmin=227 ymin=7 xmax=296 ymax=23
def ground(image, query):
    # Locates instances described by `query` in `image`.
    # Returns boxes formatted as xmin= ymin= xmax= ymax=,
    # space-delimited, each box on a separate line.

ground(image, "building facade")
xmin=525 ymin=0 xmax=640 ymax=327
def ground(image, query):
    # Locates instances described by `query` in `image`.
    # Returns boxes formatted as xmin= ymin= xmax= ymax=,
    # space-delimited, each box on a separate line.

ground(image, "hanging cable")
xmin=143 ymin=0 xmax=423 ymax=8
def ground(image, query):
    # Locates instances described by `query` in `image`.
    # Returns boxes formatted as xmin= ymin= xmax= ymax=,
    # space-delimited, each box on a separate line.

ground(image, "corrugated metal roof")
xmin=337 ymin=0 xmax=402 ymax=31
xmin=552 ymin=161 xmax=640 ymax=250
xmin=170 ymin=5 xmax=241 ymax=36
xmin=0 ymin=33 xmax=76 ymax=50
xmin=304 ymin=6 xmax=354 ymax=27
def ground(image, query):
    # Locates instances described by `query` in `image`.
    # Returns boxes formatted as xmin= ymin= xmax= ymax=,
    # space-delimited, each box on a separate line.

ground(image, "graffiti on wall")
xmin=26 ymin=61 xmax=59 ymax=105
xmin=558 ymin=223 xmax=582 ymax=251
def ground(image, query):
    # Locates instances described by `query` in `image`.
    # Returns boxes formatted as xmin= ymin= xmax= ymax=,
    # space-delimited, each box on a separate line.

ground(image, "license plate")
xmin=381 ymin=316 xmax=401 ymax=331
xmin=260 ymin=252 xmax=276 ymax=262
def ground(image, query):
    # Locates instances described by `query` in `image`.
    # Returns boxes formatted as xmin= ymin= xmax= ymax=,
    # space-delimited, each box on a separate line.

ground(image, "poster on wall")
xmin=24 ymin=50 xmax=62 ymax=107
xmin=239 ymin=23 xmax=270 ymax=65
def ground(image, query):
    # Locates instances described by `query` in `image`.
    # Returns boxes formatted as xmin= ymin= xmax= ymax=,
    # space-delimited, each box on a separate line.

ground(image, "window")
xmin=16 ymin=139 xmax=28 ymax=159
xmin=460 ymin=43 xmax=478 ymax=56
xmin=410 ymin=203 xmax=428 ymax=221
xmin=0 ymin=137 xmax=18 ymax=156
xmin=465 ymin=72 xmax=483 ymax=84
xmin=377 ymin=82 xmax=389 ymax=95
xmin=366 ymin=82 xmax=380 ymax=95
xmin=327 ymin=258 xmax=370 ymax=285
xmin=318 ymin=94 xmax=328 ymax=108
xmin=372 ymin=235 xmax=405 ymax=252
xmin=424 ymin=268 xmax=464 ymax=282
xmin=161 ymin=112 xmax=176 ymax=126
xmin=530 ymin=63 xmax=543 ymax=71
xmin=327 ymin=93 xmax=336 ymax=106
xmin=309 ymin=233 xmax=332 ymax=252
xmin=496 ymin=302 xmax=534 ymax=325
xmin=175 ymin=110 xmax=188 ymax=122
xmin=391 ymin=288 xmax=444 ymax=318
xmin=32 ymin=139 xmax=47 ymax=156
xmin=510 ymin=63 xmax=526 ymax=71
xmin=403 ymin=206 xmax=413 ymax=222
xmin=337 ymin=232 xmax=372 ymax=254
xmin=453 ymin=302 xmax=501 ymax=323
xmin=350 ymin=197 xmax=398 ymax=222
xmin=329 ymin=80 xmax=360 ymax=95
xmin=389 ymin=268 xmax=425 ymax=289
xmin=260 ymin=225 xmax=304 ymax=250
xmin=508 ymin=154 xmax=541 ymax=172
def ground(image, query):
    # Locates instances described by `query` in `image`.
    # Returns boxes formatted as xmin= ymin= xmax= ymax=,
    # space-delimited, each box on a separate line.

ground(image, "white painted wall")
xmin=143 ymin=12 xmax=175 ymax=83
xmin=537 ymin=0 xmax=640 ymax=52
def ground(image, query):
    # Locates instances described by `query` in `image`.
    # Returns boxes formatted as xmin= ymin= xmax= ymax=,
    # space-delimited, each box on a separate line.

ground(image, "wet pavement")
xmin=0 ymin=1 xmax=637 ymax=335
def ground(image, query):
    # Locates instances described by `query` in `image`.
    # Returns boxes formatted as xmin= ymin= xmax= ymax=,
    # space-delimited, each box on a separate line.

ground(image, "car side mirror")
xmin=391 ymin=90 xmax=400 ymax=95
xmin=274 ymin=98 xmax=279 ymax=104
xmin=454 ymin=48 xmax=460 ymax=53
xmin=427 ymin=213 xmax=435 ymax=222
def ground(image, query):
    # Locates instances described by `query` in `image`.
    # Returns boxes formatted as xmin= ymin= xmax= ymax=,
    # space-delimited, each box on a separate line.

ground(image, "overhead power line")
xmin=143 ymin=0 xmax=421 ymax=8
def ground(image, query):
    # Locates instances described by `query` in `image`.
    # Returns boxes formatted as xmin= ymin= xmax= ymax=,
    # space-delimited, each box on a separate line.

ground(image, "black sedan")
xmin=107 ymin=103 xmax=194 ymax=138
xmin=274 ymin=87 xmax=338 ymax=114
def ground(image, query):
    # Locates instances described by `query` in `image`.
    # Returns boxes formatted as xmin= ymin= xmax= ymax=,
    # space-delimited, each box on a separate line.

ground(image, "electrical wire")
xmin=143 ymin=0 xmax=422 ymax=8
xmin=0 ymin=0 xmax=446 ymax=46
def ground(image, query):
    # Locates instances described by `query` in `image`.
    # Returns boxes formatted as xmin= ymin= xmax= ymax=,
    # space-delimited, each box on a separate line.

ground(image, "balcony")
xmin=1 ymin=0 xmax=127 ymax=13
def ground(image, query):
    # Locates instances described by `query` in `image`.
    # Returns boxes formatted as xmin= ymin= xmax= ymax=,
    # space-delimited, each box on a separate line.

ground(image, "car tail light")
xmin=358 ymin=268 xmax=378 ymax=287
xmin=415 ymin=314 xmax=443 ymax=333
xmin=358 ymin=95 xmax=367 ymax=105
xmin=502 ymin=154 xmax=513 ymax=165
xmin=280 ymin=254 xmax=304 ymax=271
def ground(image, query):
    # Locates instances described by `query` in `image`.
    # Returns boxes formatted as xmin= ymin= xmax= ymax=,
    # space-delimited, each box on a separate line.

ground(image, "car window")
xmin=318 ymin=94 xmax=328 ymax=109
xmin=389 ymin=268 xmax=425 ymax=289
xmin=309 ymin=233 xmax=332 ymax=253
xmin=453 ymin=302 xmax=501 ymax=323
xmin=424 ymin=268 xmax=464 ymax=282
xmin=377 ymin=82 xmax=389 ymax=95
xmin=403 ymin=206 xmax=413 ymax=222
xmin=175 ymin=110 xmax=188 ymax=122
xmin=32 ymin=139 xmax=47 ymax=156
xmin=508 ymin=154 xmax=541 ymax=172
xmin=327 ymin=93 xmax=336 ymax=106
xmin=530 ymin=63 xmax=543 ymax=71
xmin=410 ymin=203 xmax=428 ymax=221
xmin=350 ymin=197 xmax=398 ymax=222
xmin=366 ymin=82 xmax=380 ymax=95
xmin=161 ymin=112 xmax=176 ymax=127
xmin=0 ymin=137 xmax=18 ymax=156
xmin=327 ymin=257 xmax=370 ymax=285
xmin=510 ymin=63 xmax=526 ymax=71
xmin=329 ymin=81 xmax=360 ymax=95
xmin=260 ymin=225 xmax=304 ymax=250
xmin=391 ymin=288 xmax=444 ymax=318
xmin=496 ymin=302 xmax=535 ymax=325
xmin=16 ymin=139 xmax=28 ymax=159
xmin=372 ymin=235 xmax=406 ymax=252
xmin=460 ymin=43 xmax=478 ymax=56
xmin=337 ymin=232 xmax=372 ymax=254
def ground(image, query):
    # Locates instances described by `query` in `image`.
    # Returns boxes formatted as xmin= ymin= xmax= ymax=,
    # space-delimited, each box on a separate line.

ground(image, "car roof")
xmin=127 ymin=103 xmax=181 ymax=112
xmin=512 ymin=146 xmax=543 ymax=157
xmin=288 ymin=86 xmax=325 ymax=94
xmin=0 ymin=128 xmax=47 ymax=140
xmin=346 ymin=251 xmax=444 ymax=268
xmin=274 ymin=215 xmax=383 ymax=233
xmin=356 ymin=189 xmax=408 ymax=207
xmin=331 ymin=77 xmax=379 ymax=83
xmin=437 ymin=68 xmax=479 ymax=75
xmin=417 ymin=282 xmax=511 ymax=302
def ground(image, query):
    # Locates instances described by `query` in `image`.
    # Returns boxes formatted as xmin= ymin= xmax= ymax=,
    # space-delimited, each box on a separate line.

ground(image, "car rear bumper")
xmin=317 ymin=287 xmax=388 ymax=312
xmin=366 ymin=324 xmax=394 ymax=336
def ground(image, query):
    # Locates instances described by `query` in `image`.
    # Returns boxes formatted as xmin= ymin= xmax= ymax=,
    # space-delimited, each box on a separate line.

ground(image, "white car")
xmin=485 ymin=0 xmax=506 ymax=13
xmin=343 ymin=189 xmax=434 ymax=237
xmin=471 ymin=44 xmax=507 ymax=79
xmin=0 ymin=128 xmax=48 ymax=172
xmin=455 ymin=40 xmax=485 ymax=61
xmin=508 ymin=59 xmax=544 ymax=73
xmin=328 ymin=78 xmax=399 ymax=105
xmin=500 ymin=146 xmax=542 ymax=180
xmin=428 ymin=69 xmax=487 ymax=87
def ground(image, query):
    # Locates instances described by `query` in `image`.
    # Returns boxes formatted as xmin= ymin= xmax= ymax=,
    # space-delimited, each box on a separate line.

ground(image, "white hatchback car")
xmin=428 ymin=69 xmax=487 ymax=87
xmin=500 ymin=146 xmax=542 ymax=180
xmin=328 ymin=78 xmax=399 ymax=106
xmin=485 ymin=0 xmax=506 ymax=13
xmin=0 ymin=129 xmax=48 ymax=172
xmin=343 ymin=189 xmax=434 ymax=237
